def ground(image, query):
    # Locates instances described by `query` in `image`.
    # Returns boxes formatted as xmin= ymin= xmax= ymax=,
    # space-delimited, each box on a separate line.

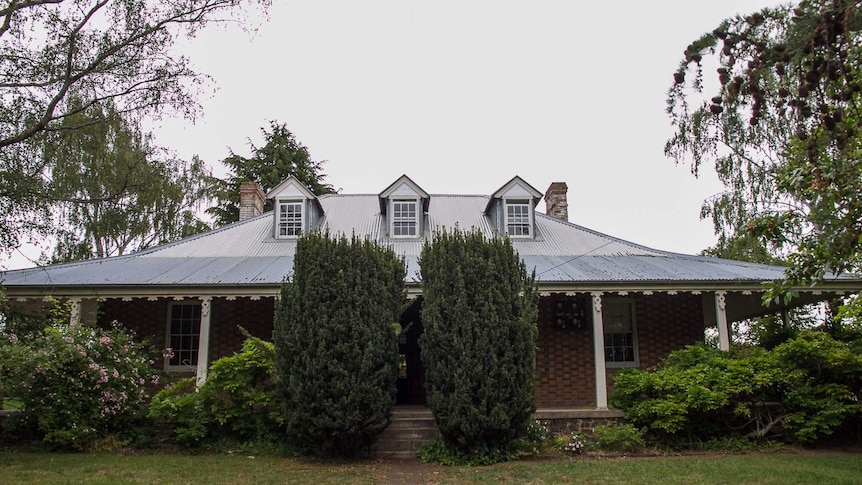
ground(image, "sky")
xmin=5 ymin=0 xmax=788 ymax=269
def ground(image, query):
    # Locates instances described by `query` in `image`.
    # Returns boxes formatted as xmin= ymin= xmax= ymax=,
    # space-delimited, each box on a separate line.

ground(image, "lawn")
xmin=0 ymin=451 xmax=859 ymax=484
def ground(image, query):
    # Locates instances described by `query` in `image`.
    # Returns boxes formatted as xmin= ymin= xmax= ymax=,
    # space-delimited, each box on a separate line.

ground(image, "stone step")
xmin=385 ymin=417 xmax=437 ymax=429
xmin=372 ymin=409 xmax=439 ymax=458
xmin=377 ymin=426 xmax=439 ymax=441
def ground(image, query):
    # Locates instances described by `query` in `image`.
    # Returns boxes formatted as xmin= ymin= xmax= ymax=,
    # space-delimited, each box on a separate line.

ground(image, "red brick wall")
xmin=209 ymin=298 xmax=276 ymax=360
xmin=97 ymin=297 xmax=277 ymax=367
xmin=535 ymin=292 xmax=705 ymax=407
xmin=535 ymin=295 xmax=595 ymax=407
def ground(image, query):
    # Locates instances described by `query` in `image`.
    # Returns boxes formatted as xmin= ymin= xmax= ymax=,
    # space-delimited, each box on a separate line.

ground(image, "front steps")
xmin=372 ymin=407 xmax=439 ymax=459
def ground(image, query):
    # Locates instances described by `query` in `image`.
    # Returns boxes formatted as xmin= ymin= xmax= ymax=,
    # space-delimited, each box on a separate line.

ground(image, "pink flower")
xmin=99 ymin=336 xmax=111 ymax=345
xmin=8 ymin=334 xmax=17 ymax=343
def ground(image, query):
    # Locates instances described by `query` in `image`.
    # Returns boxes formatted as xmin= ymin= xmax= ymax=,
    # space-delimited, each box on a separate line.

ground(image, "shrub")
xmin=560 ymin=432 xmax=587 ymax=455
xmin=592 ymin=423 xmax=645 ymax=452
xmin=274 ymin=233 xmax=405 ymax=457
xmin=0 ymin=316 xmax=159 ymax=450
xmin=419 ymin=229 xmax=538 ymax=457
xmin=611 ymin=332 xmax=862 ymax=446
xmin=148 ymin=377 xmax=208 ymax=446
xmin=149 ymin=332 xmax=283 ymax=448
xmin=418 ymin=438 xmax=517 ymax=466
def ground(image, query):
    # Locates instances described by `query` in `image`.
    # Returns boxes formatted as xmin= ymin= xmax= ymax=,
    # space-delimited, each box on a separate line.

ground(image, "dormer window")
xmin=392 ymin=199 xmax=419 ymax=237
xmin=277 ymin=200 xmax=304 ymax=237
xmin=266 ymin=176 xmax=324 ymax=240
xmin=505 ymin=199 xmax=532 ymax=237
xmin=379 ymin=175 xmax=430 ymax=239
xmin=485 ymin=176 xmax=543 ymax=239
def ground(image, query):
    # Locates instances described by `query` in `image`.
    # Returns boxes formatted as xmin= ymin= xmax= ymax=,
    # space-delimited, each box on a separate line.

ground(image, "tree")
xmin=0 ymin=0 xmax=266 ymax=150
xmin=0 ymin=0 xmax=267 ymax=256
xmin=43 ymin=99 xmax=211 ymax=261
xmin=419 ymin=230 xmax=538 ymax=458
xmin=273 ymin=233 xmax=404 ymax=457
xmin=207 ymin=121 xmax=335 ymax=226
xmin=666 ymin=0 xmax=862 ymax=295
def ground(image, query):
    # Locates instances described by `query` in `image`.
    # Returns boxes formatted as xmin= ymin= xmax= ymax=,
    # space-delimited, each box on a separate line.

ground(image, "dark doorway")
xmin=396 ymin=297 xmax=426 ymax=405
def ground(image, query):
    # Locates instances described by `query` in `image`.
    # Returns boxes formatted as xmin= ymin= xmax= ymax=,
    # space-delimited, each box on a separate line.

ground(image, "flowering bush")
xmin=0 ymin=319 xmax=160 ymax=450
xmin=561 ymin=432 xmax=587 ymax=455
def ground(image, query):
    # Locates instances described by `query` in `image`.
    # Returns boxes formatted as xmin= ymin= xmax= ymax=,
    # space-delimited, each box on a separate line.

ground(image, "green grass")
xmin=0 ymin=451 xmax=859 ymax=485
xmin=435 ymin=453 xmax=862 ymax=485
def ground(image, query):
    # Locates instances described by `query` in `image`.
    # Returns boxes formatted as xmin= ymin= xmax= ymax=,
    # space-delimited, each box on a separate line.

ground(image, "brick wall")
xmin=535 ymin=292 xmax=705 ymax=408
xmin=209 ymin=298 xmax=276 ymax=360
xmin=97 ymin=297 xmax=277 ymax=369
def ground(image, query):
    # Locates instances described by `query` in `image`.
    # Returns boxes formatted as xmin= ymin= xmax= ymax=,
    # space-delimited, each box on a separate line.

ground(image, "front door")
xmin=396 ymin=298 xmax=426 ymax=405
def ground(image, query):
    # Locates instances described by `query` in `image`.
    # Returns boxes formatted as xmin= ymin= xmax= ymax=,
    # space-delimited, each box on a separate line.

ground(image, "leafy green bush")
xmin=274 ymin=233 xmax=405 ymax=457
xmin=418 ymin=438 xmax=517 ymax=466
xmin=611 ymin=331 xmax=862 ymax=446
xmin=592 ymin=423 xmax=645 ymax=452
xmin=148 ymin=377 xmax=208 ymax=446
xmin=149 ymin=332 xmax=283 ymax=448
xmin=0 ymin=318 xmax=159 ymax=450
xmin=419 ymin=229 xmax=538 ymax=457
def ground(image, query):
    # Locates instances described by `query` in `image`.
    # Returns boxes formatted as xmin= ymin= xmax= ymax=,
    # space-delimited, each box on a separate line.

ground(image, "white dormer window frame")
xmin=277 ymin=199 xmax=304 ymax=238
xmin=391 ymin=198 xmax=420 ymax=238
xmin=504 ymin=198 xmax=532 ymax=237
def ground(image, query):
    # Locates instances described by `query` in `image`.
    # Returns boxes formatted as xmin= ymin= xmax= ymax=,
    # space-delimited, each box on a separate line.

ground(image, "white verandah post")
xmin=591 ymin=291 xmax=608 ymax=409
xmin=195 ymin=297 xmax=213 ymax=387
xmin=68 ymin=297 xmax=82 ymax=326
xmin=715 ymin=291 xmax=730 ymax=351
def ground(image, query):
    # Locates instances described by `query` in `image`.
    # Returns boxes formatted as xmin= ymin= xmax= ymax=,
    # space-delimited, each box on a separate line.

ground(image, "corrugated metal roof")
xmin=0 ymin=193 xmax=854 ymax=289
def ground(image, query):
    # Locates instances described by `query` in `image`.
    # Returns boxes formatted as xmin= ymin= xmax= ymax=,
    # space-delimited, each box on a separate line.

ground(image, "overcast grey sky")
xmin=5 ymin=0 xmax=786 ymax=269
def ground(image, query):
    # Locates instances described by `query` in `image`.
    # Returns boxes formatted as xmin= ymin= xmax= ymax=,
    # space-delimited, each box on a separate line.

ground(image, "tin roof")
xmin=1 ymin=193 xmax=856 ymax=291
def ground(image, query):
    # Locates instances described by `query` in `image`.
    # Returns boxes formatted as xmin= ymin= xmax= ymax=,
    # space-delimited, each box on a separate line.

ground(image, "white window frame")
xmin=390 ymin=198 xmax=419 ymax=238
xmin=164 ymin=301 xmax=202 ymax=372
xmin=277 ymin=199 xmax=304 ymax=238
xmin=504 ymin=198 xmax=532 ymax=237
xmin=602 ymin=299 xmax=639 ymax=368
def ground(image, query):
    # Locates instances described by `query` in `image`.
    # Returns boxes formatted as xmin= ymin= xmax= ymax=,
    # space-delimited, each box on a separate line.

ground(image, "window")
xmin=505 ymin=199 xmax=531 ymax=237
xmin=392 ymin=199 xmax=418 ymax=237
xmin=166 ymin=302 xmax=201 ymax=371
xmin=278 ymin=200 xmax=303 ymax=237
xmin=603 ymin=300 xmax=638 ymax=367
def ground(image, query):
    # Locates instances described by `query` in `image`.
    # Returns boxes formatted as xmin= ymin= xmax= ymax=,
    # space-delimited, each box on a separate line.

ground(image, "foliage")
xmin=560 ymin=432 xmax=587 ymax=455
xmin=417 ymin=438 xmax=518 ymax=466
xmin=148 ymin=377 xmax=208 ymax=447
xmin=666 ymin=0 xmax=862 ymax=301
xmin=149 ymin=332 xmax=283 ymax=447
xmin=419 ymin=229 xmax=539 ymax=456
xmin=0 ymin=0 xmax=267 ymax=255
xmin=43 ymin=99 xmax=211 ymax=262
xmin=0 ymin=307 xmax=160 ymax=450
xmin=591 ymin=423 xmax=646 ymax=453
xmin=611 ymin=332 xmax=862 ymax=445
xmin=207 ymin=121 xmax=335 ymax=226
xmin=274 ymin=233 xmax=405 ymax=457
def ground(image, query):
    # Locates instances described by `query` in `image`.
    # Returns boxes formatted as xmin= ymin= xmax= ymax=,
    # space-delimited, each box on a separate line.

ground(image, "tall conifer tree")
xmin=419 ymin=230 xmax=538 ymax=452
xmin=274 ymin=233 xmax=405 ymax=456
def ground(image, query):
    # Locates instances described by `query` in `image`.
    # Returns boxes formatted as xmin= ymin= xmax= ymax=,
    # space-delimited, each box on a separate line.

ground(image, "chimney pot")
xmin=544 ymin=182 xmax=568 ymax=222
xmin=239 ymin=181 xmax=265 ymax=221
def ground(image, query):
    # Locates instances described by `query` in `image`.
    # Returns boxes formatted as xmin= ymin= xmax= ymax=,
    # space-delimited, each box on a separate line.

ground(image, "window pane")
xmin=278 ymin=201 xmax=303 ymax=237
xmin=167 ymin=303 xmax=202 ymax=368
xmin=392 ymin=200 xmax=418 ymax=236
xmin=506 ymin=200 xmax=531 ymax=236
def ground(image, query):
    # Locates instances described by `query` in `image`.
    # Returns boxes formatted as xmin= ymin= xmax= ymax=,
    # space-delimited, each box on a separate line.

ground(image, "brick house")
xmin=3 ymin=175 xmax=860 ymax=414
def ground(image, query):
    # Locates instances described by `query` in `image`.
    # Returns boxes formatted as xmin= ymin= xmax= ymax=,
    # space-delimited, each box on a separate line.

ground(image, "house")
xmin=2 ymin=175 xmax=860 ymax=415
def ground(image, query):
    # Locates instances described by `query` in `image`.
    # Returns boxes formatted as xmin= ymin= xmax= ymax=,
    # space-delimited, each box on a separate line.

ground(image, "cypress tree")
xmin=274 ymin=233 xmax=405 ymax=456
xmin=419 ymin=229 xmax=538 ymax=452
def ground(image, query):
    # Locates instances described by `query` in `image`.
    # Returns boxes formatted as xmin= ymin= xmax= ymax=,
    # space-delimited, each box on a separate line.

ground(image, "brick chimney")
xmin=544 ymin=182 xmax=568 ymax=222
xmin=239 ymin=181 xmax=265 ymax=221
